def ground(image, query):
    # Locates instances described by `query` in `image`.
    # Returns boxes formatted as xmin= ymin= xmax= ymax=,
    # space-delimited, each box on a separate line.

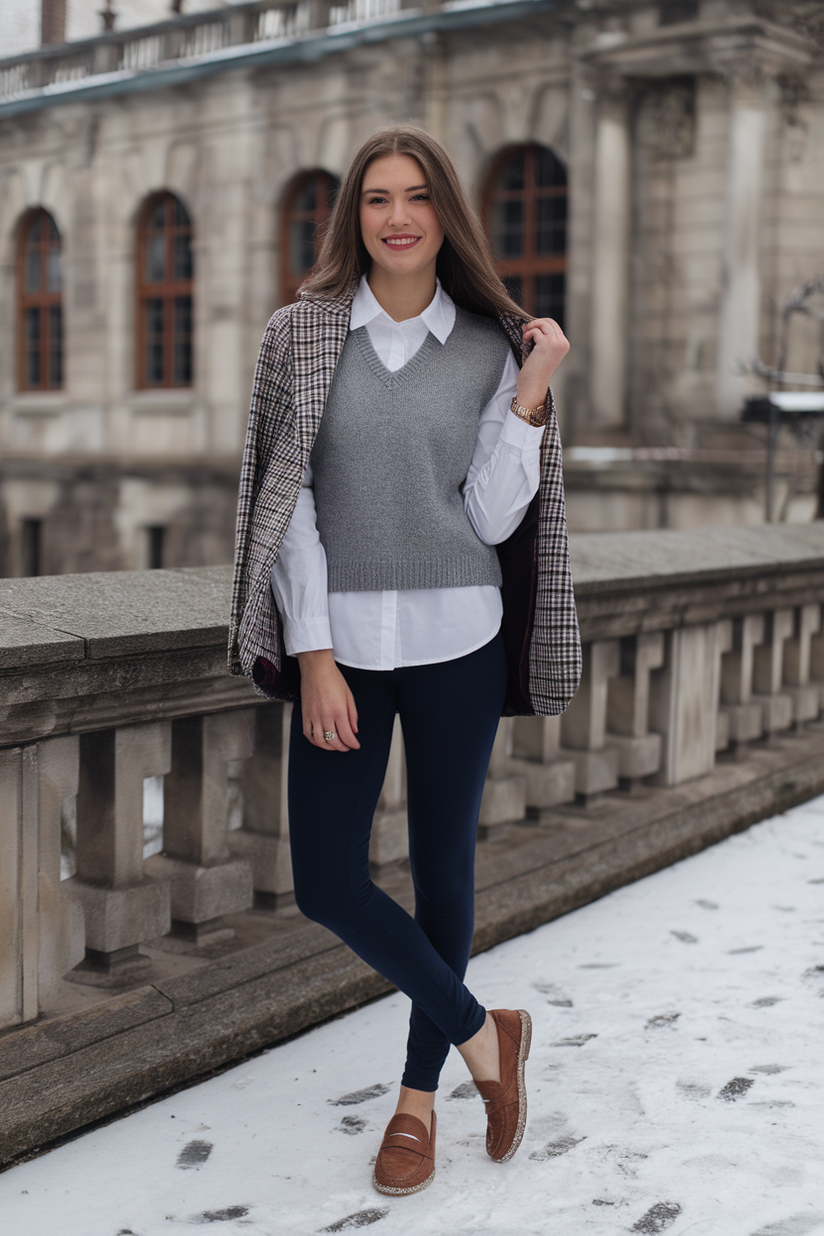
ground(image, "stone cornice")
xmin=580 ymin=15 xmax=815 ymax=80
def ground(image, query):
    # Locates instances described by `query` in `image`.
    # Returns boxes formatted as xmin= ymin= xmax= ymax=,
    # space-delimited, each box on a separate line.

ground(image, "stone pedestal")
xmin=752 ymin=609 xmax=795 ymax=737
xmin=509 ymin=716 xmax=576 ymax=813
xmin=228 ymin=704 xmax=294 ymax=909
xmin=145 ymin=710 xmax=255 ymax=947
xmin=64 ymin=722 xmax=172 ymax=985
xmin=561 ymin=639 xmax=621 ymax=799
xmin=605 ymin=632 xmax=664 ymax=784
xmin=650 ymin=621 xmax=732 ymax=787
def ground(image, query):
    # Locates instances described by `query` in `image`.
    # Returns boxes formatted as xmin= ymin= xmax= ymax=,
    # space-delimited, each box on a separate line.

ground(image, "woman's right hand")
xmin=296 ymin=650 xmax=360 ymax=752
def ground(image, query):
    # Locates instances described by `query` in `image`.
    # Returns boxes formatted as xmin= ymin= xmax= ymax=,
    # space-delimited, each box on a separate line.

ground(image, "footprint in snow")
xmin=695 ymin=899 xmax=719 ymax=909
xmin=447 ymin=1081 xmax=479 ymax=1100
xmin=717 ymin=1076 xmax=754 ymax=1101
xmin=176 ymin=1140 xmax=213 ymax=1169
xmin=551 ymin=1034 xmax=597 ymax=1047
xmin=645 ymin=1012 xmax=681 ymax=1029
xmin=194 ymin=1205 xmax=249 ymax=1222
xmin=630 ymin=1201 xmax=682 ymax=1233
xmin=670 ymin=930 xmax=698 ymax=944
xmin=329 ymin=1084 xmax=390 ymax=1107
xmin=337 ymin=1116 xmax=367 ymax=1135
xmin=532 ymin=981 xmax=573 ymax=1006
xmin=752 ymin=996 xmax=784 ymax=1007
xmin=321 ymin=1209 xmax=389 ymax=1232
xmin=529 ymin=1134 xmax=585 ymax=1161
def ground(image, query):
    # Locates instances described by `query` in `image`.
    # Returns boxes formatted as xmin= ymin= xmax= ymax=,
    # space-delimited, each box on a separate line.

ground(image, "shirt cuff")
xmin=282 ymin=615 xmax=334 ymax=658
xmin=501 ymin=410 xmax=547 ymax=450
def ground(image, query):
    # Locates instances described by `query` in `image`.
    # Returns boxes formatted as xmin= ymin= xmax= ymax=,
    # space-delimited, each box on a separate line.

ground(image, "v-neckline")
xmin=352 ymin=324 xmax=445 ymax=389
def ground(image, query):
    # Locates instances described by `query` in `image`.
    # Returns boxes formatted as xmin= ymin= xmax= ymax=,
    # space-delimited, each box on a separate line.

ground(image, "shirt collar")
xmin=349 ymin=273 xmax=455 ymax=344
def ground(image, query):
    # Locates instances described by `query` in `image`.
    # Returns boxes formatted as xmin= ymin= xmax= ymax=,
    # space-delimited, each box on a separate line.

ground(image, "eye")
xmin=367 ymin=195 xmax=387 ymax=205
xmin=411 ymin=193 xmax=430 ymax=201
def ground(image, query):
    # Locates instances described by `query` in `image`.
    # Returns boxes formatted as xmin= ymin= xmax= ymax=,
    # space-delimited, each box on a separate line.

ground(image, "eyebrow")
xmin=361 ymin=184 xmax=429 ymax=195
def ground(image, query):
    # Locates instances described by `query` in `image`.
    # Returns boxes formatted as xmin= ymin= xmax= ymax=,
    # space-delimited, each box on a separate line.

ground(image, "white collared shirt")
xmin=271 ymin=275 xmax=544 ymax=670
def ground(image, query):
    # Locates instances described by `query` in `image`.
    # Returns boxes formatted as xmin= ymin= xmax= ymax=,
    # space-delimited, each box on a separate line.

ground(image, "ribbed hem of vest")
xmin=326 ymin=555 xmax=503 ymax=593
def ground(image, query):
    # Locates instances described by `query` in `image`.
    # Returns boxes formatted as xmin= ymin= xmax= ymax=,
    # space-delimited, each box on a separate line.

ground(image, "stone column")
xmin=605 ymin=632 xmax=664 ymax=784
xmin=0 ymin=738 xmax=85 ymax=1027
xmin=715 ymin=66 xmax=768 ymax=419
xmin=24 ymin=738 xmax=85 ymax=1008
xmin=719 ymin=615 xmax=769 ymax=749
xmin=782 ymin=603 xmax=822 ymax=724
xmin=650 ymin=622 xmax=732 ymax=787
xmin=0 ymin=749 xmax=24 ymax=1028
xmin=228 ymin=704 xmax=294 ymax=910
xmin=63 ymin=723 xmax=172 ymax=984
xmin=590 ymin=79 xmax=631 ymax=428
xmin=146 ymin=710 xmax=255 ymax=945
xmin=509 ymin=716 xmax=577 ymax=816
xmin=751 ymin=609 xmax=795 ymax=735
xmin=560 ymin=639 xmax=621 ymax=799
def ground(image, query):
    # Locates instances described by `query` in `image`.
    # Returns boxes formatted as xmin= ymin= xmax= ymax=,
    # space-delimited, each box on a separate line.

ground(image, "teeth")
xmin=384 ymin=238 xmax=418 ymax=246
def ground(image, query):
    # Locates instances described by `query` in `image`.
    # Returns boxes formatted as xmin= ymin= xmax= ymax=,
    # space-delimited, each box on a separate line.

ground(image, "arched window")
xmin=280 ymin=170 xmax=340 ymax=305
xmin=17 ymin=209 xmax=62 ymax=391
xmin=483 ymin=145 xmax=567 ymax=329
xmin=136 ymin=192 xmax=194 ymax=388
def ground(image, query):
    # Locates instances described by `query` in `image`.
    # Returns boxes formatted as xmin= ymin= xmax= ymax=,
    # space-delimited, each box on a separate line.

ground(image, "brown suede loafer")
xmin=372 ymin=1111 xmax=436 ymax=1195
xmin=474 ymin=1008 xmax=532 ymax=1163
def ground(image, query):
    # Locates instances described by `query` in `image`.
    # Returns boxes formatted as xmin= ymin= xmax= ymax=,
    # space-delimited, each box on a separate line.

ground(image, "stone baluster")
xmin=782 ymin=603 xmax=822 ymax=724
xmin=478 ymin=718 xmax=527 ymax=839
xmin=751 ymin=609 xmax=794 ymax=735
xmin=718 ymin=615 xmax=768 ymax=750
xmin=228 ymin=704 xmax=294 ymax=910
xmin=605 ymin=632 xmax=664 ymax=785
xmin=145 ymin=710 xmax=255 ymax=946
xmin=560 ymin=639 xmax=621 ymax=801
xmin=508 ymin=715 xmax=576 ymax=817
xmin=650 ymin=621 xmax=732 ymax=787
xmin=370 ymin=716 xmax=411 ymax=870
xmin=63 ymin=723 xmax=172 ymax=985
xmin=810 ymin=621 xmax=824 ymax=710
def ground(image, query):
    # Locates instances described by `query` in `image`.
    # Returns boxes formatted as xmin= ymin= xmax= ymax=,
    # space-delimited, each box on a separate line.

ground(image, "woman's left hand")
xmin=517 ymin=318 xmax=570 ymax=409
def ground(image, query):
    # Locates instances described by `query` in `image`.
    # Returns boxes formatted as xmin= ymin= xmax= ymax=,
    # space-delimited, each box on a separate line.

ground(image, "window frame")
xmin=482 ymin=143 xmax=568 ymax=328
xmin=279 ymin=169 xmax=340 ymax=307
xmin=16 ymin=208 xmax=63 ymax=393
xmin=135 ymin=191 xmax=194 ymax=390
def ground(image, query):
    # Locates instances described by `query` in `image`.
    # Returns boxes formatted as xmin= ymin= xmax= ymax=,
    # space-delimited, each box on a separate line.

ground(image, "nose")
xmin=387 ymin=197 xmax=411 ymax=227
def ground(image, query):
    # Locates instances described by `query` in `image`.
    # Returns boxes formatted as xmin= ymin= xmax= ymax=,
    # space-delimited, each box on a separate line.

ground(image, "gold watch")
xmin=509 ymin=395 xmax=548 ymax=427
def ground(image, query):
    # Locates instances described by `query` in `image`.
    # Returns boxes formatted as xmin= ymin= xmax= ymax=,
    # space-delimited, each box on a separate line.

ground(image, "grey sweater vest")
xmin=310 ymin=307 xmax=511 ymax=593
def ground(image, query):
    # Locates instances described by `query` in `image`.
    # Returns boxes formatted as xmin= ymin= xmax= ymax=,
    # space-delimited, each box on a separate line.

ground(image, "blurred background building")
xmin=1 ymin=0 xmax=823 ymax=576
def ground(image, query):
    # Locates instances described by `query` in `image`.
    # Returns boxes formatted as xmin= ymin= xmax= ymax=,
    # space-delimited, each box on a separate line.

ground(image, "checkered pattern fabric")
xmin=228 ymin=283 xmax=581 ymax=716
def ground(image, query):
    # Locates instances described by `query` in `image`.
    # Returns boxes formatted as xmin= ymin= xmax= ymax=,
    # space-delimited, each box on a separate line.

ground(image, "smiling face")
xmin=359 ymin=153 xmax=445 ymax=281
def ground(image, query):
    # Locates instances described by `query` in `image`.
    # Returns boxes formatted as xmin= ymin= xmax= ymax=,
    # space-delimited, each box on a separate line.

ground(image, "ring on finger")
xmin=323 ymin=729 xmax=337 ymax=743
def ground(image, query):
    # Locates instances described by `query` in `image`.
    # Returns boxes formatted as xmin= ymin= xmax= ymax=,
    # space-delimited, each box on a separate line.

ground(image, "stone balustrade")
xmin=0 ymin=0 xmax=405 ymax=106
xmin=3 ymin=525 xmax=824 ymax=1041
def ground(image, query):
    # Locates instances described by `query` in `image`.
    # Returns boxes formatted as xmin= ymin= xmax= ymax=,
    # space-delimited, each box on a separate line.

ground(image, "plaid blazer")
xmin=228 ymin=283 xmax=581 ymax=717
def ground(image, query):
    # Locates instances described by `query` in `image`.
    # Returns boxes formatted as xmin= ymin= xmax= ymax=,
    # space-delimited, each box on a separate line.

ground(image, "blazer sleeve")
xmin=228 ymin=307 xmax=295 ymax=675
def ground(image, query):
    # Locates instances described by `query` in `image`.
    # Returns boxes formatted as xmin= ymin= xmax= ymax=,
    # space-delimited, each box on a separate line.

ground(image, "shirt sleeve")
xmin=464 ymin=350 xmax=546 ymax=545
xmin=270 ymin=463 xmax=334 ymax=655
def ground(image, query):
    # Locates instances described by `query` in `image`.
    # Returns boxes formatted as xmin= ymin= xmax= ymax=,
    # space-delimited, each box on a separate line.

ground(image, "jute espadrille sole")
xmin=494 ymin=1008 xmax=532 ymax=1164
xmin=372 ymin=1169 xmax=436 ymax=1196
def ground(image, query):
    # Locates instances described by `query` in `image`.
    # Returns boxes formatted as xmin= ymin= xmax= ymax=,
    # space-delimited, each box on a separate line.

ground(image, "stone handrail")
xmin=0 ymin=0 xmax=406 ymax=104
xmin=2 ymin=523 xmax=824 ymax=1034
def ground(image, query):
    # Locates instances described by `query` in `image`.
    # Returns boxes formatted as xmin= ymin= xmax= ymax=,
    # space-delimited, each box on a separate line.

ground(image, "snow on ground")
xmin=3 ymin=798 xmax=824 ymax=1236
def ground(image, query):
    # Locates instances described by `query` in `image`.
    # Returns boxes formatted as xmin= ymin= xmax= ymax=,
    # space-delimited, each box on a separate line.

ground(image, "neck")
xmin=366 ymin=264 xmax=438 ymax=323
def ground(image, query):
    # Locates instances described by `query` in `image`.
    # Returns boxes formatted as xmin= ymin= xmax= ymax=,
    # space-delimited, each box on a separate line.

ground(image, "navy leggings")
xmin=288 ymin=632 xmax=508 ymax=1092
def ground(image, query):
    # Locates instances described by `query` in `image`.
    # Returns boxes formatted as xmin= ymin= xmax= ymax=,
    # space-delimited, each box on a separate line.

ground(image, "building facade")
xmin=0 ymin=0 xmax=823 ymax=576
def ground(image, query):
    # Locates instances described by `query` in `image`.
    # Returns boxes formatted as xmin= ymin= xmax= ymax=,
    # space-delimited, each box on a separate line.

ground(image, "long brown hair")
xmin=300 ymin=126 xmax=528 ymax=321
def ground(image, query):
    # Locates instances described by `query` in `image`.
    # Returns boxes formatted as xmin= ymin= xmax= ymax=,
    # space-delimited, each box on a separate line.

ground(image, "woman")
xmin=229 ymin=126 xmax=581 ymax=1195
